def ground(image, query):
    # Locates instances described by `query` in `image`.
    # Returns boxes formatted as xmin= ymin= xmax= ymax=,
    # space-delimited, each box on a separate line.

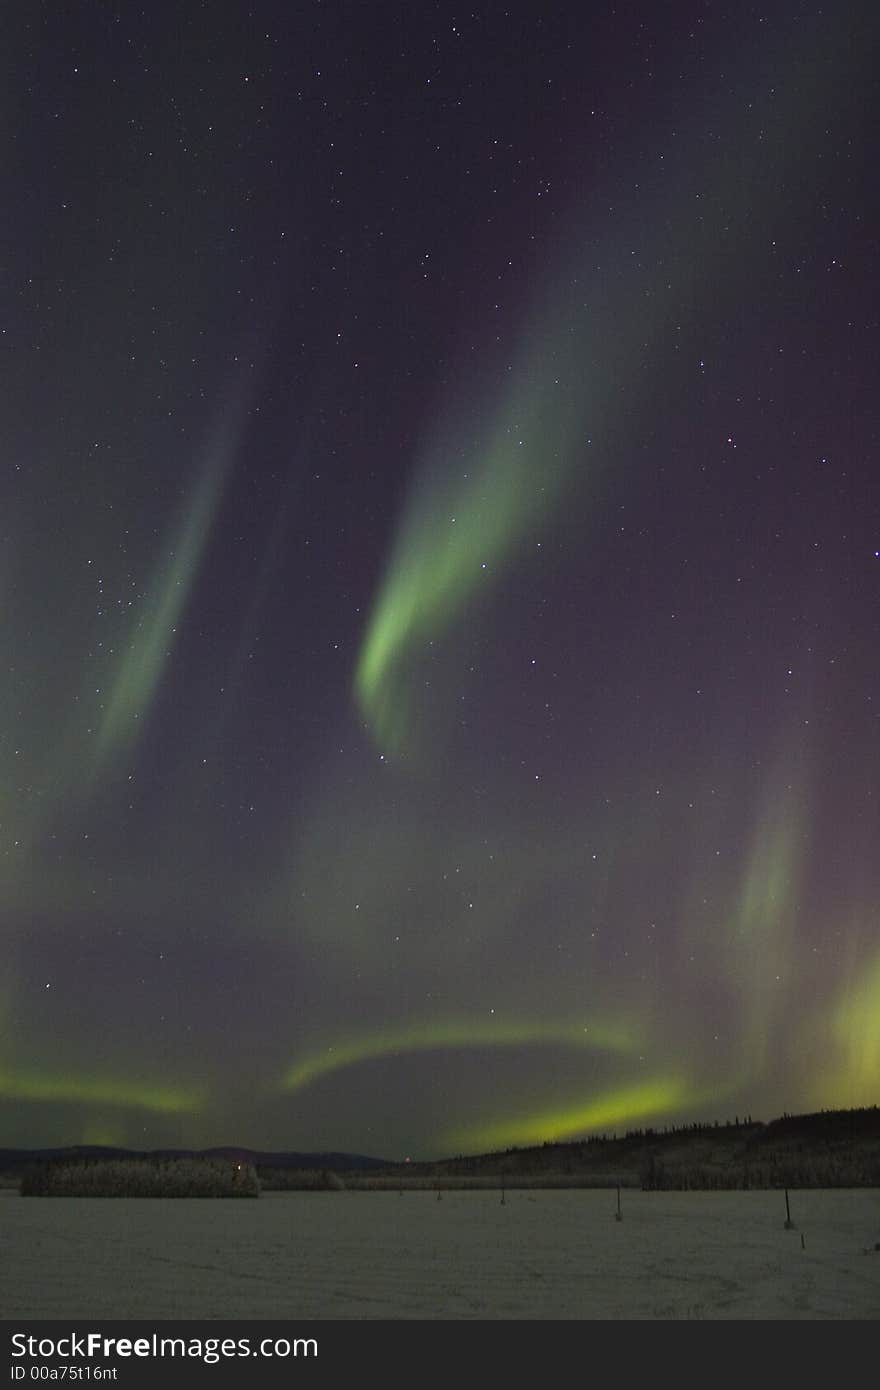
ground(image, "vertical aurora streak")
xmin=354 ymin=290 xmax=591 ymax=756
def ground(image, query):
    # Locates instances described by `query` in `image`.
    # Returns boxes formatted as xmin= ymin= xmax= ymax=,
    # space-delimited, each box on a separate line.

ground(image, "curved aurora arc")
xmin=281 ymin=1017 xmax=712 ymax=1154
xmin=281 ymin=1019 xmax=701 ymax=1152
xmin=282 ymin=1014 xmax=647 ymax=1094
xmin=0 ymin=1066 xmax=203 ymax=1115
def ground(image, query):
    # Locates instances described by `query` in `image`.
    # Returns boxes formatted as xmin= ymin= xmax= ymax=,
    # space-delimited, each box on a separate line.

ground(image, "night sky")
xmin=3 ymin=2 xmax=878 ymax=1160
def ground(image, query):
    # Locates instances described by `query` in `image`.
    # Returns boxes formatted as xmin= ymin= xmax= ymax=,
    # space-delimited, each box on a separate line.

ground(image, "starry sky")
xmin=3 ymin=1 xmax=879 ymax=1159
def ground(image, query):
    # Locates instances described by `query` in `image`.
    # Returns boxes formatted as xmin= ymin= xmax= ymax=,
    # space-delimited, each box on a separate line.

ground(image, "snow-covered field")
xmin=1 ymin=1188 xmax=878 ymax=1319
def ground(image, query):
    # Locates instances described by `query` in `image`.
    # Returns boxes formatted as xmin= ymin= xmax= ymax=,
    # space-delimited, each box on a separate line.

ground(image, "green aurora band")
xmin=353 ymin=17 xmax=858 ymax=761
xmin=445 ymin=1076 xmax=695 ymax=1153
xmin=282 ymin=1013 xmax=646 ymax=1093
xmin=92 ymin=444 xmax=232 ymax=774
xmin=354 ymin=291 xmax=590 ymax=756
xmin=0 ymin=1067 xmax=203 ymax=1114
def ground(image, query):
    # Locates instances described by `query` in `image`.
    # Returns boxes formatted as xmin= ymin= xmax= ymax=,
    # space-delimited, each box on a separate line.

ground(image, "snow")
xmin=1 ymin=1188 xmax=878 ymax=1319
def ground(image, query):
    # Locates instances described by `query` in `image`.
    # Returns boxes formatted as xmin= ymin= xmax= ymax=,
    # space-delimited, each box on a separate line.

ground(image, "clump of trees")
xmin=21 ymin=1157 xmax=260 ymax=1197
xmin=640 ymin=1153 xmax=880 ymax=1191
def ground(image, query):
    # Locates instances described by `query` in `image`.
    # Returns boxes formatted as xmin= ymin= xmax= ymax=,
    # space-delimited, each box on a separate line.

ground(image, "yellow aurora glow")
xmin=811 ymin=948 xmax=880 ymax=1110
xmin=446 ymin=1076 xmax=695 ymax=1152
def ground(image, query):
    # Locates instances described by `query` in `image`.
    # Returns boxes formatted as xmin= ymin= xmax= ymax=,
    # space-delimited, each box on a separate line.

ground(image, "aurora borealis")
xmin=3 ymin=1 xmax=878 ymax=1159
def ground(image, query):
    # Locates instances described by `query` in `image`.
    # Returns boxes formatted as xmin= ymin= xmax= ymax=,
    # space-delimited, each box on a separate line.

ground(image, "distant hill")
xmin=3 ymin=1108 xmax=878 ymax=1190
xmin=378 ymin=1106 xmax=880 ymax=1190
xmin=0 ymin=1145 xmax=388 ymax=1176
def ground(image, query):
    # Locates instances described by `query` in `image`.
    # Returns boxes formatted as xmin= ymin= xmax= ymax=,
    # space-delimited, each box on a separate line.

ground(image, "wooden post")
xmin=784 ymin=1187 xmax=795 ymax=1230
xmin=614 ymin=1184 xmax=622 ymax=1221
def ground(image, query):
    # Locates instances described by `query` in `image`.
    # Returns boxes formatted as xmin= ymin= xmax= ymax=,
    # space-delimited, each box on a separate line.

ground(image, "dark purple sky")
xmin=3 ymin=1 xmax=878 ymax=1158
